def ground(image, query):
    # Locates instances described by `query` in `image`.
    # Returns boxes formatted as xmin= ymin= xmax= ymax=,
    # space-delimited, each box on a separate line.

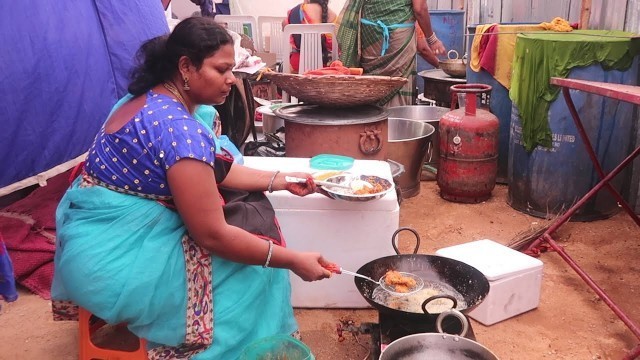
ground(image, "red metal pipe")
xmin=623 ymin=343 xmax=640 ymax=360
xmin=526 ymin=103 xmax=640 ymax=255
xmin=561 ymin=88 xmax=640 ymax=226
xmin=542 ymin=234 xmax=640 ymax=339
xmin=532 ymin=79 xmax=640 ymax=357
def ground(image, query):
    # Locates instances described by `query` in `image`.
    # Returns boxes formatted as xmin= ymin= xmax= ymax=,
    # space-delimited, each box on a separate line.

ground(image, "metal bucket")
xmin=387 ymin=106 xmax=450 ymax=171
xmin=387 ymin=118 xmax=435 ymax=198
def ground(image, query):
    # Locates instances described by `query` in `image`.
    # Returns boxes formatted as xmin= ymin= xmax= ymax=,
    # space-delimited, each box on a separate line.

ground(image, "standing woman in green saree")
xmin=336 ymin=0 xmax=446 ymax=107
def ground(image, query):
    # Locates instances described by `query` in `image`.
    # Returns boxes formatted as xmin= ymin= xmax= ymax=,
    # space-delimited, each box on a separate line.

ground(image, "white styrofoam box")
xmin=243 ymin=156 xmax=400 ymax=308
xmin=435 ymin=239 xmax=544 ymax=325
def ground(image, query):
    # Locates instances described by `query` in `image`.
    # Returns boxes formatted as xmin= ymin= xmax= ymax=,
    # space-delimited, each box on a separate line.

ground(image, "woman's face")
xmin=187 ymin=44 xmax=236 ymax=106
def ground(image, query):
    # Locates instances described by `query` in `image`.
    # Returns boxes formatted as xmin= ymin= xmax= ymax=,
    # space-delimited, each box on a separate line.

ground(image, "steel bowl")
xmin=322 ymin=174 xmax=394 ymax=202
xmin=439 ymin=60 xmax=466 ymax=78
xmin=439 ymin=49 xmax=467 ymax=78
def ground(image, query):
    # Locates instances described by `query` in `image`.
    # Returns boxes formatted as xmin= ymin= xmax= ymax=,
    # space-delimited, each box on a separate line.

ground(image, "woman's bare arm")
xmin=412 ymin=0 xmax=445 ymax=55
xmin=167 ymin=159 xmax=331 ymax=281
xmin=219 ymin=162 xmax=315 ymax=195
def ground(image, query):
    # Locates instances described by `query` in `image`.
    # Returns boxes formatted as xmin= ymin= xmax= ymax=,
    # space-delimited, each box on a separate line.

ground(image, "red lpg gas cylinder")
xmin=437 ymin=84 xmax=499 ymax=203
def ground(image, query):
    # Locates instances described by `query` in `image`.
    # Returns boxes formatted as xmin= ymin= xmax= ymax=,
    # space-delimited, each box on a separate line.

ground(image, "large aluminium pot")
xmin=380 ymin=332 xmax=499 ymax=360
xmin=387 ymin=118 xmax=435 ymax=198
xmin=354 ymin=228 xmax=490 ymax=323
xmin=274 ymin=104 xmax=388 ymax=160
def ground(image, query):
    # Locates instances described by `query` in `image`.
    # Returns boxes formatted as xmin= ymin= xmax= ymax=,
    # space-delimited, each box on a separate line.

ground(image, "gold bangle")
xmin=263 ymin=240 xmax=274 ymax=268
xmin=267 ymin=170 xmax=280 ymax=193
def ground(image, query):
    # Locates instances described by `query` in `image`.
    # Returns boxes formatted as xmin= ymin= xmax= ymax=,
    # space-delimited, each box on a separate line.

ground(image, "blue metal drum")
xmin=508 ymin=61 xmax=639 ymax=221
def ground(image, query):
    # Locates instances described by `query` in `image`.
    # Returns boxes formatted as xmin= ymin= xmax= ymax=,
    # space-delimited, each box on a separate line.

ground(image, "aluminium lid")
xmin=273 ymin=104 xmax=388 ymax=125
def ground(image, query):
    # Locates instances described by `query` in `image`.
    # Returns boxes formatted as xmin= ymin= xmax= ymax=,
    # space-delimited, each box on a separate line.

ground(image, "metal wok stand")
xmin=524 ymin=77 xmax=640 ymax=359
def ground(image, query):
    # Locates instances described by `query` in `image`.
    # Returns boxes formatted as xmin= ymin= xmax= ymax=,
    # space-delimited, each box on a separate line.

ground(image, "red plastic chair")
xmin=78 ymin=307 xmax=148 ymax=360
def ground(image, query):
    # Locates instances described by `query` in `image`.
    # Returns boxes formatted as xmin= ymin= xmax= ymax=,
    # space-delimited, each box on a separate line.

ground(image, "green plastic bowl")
xmin=239 ymin=334 xmax=315 ymax=360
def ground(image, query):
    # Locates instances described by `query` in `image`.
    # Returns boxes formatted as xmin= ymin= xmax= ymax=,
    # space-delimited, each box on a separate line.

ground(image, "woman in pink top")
xmin=283 ymin=0 xmax=337 ymax=73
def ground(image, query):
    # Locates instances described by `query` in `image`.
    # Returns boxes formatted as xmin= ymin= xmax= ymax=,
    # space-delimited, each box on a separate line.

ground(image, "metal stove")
xmin=355 ymin=312 xmax=476 ymax=360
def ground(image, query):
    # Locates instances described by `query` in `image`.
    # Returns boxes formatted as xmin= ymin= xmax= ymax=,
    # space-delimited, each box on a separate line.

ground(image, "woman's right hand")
xmin=281 ymin=172 xmax=317 ymax=197
xmin=430 ymin=38 xmax=446 ymax=56
xmin=417 ymin=37 xmax=440 ymax=68
xmin=290 ymin=252 xmax=336 ymax=282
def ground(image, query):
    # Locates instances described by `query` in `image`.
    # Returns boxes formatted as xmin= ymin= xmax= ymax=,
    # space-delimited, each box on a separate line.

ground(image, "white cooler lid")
xmin=241 ymin=156 xmax=399 ymax=212
xmin=435 ymin=239 xmax=543 ymax=281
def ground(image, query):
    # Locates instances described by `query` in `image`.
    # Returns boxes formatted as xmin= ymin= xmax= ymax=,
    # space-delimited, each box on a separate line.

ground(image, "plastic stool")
xmin=78 ymin=307 xmax=148 ymax=360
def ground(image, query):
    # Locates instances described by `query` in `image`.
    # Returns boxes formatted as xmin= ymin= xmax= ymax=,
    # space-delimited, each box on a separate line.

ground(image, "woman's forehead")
xmin=205 ymin=44 xmax=235 ymax=64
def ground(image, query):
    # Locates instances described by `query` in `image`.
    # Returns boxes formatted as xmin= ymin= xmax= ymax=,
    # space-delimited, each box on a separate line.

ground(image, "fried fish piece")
xmin=384 ymin=270 xmax=417 ymax=293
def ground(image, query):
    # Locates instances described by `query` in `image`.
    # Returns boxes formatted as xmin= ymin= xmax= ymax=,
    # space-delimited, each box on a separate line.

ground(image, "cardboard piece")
xmin=256 ymin=51 xmax=277 ymax=69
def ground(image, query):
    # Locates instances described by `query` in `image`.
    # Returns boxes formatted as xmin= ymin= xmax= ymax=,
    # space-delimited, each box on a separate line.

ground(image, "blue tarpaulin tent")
xmin=0 ymin=1 xmax=170 ymax=195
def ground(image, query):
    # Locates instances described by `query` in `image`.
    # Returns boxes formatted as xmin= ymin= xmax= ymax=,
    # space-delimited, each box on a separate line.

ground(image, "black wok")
xmin=355 ymin=228 xmax=490 ymax=322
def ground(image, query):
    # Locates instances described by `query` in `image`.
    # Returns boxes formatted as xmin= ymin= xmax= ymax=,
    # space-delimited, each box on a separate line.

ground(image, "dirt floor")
xmin=1 ymin=181 xmax=639 ymax=359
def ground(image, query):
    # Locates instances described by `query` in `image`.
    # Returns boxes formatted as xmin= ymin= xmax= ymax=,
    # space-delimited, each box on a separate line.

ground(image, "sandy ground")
xmin=1 ymin=181 xmax=639 ymax=359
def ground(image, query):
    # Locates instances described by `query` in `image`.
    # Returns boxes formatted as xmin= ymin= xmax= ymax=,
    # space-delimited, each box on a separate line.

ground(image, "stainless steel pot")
xmin=387 ymin=105 xmax=450 ymax=173
xmin=387 ymin=118 xmax=434 ymax=198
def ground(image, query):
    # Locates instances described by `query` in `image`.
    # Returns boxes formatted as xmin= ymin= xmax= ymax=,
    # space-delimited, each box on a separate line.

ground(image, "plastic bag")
xmin=242 ymin=131 xmax=285 ymax=157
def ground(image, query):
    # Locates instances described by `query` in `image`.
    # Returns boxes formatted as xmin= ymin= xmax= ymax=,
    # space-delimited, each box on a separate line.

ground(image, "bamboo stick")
xmin=580 ymin=0 xmax=592 ymax=30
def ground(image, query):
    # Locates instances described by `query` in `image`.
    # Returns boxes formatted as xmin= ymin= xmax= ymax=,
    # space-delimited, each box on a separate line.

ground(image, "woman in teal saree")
xmin=51 ymin=17 xmax=335 ymax=359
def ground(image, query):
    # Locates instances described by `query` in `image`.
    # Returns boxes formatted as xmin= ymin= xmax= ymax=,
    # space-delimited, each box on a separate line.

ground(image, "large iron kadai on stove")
xmin=437 ymin=84 xmax=499 ymax=203
xmin=354 ymin=228 xmax=490 ymax=324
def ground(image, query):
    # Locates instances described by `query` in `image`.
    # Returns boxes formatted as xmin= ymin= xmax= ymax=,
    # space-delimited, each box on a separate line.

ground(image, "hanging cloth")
xmin=509 ymin=30 xmax=640 ymax=151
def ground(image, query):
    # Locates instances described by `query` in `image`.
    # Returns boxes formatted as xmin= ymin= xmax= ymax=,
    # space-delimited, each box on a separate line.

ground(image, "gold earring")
xmin=183 ymin=77 xmax=190 ymax=91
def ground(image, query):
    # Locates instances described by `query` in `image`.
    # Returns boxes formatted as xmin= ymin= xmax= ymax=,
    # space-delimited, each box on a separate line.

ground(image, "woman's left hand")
xmin=213 ymin=116 xmax=222 ymax=138
xmin=279 ymin=172 xmax=317 ymax=196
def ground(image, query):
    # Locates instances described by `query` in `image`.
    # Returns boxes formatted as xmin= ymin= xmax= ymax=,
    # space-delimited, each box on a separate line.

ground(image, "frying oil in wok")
xmin=372 ymin=282 xmax=467 ymax=314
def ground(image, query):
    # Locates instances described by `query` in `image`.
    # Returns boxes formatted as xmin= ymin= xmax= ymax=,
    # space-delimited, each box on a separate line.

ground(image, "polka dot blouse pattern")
xmin=85 ymin=91 xmax=217 ymax=197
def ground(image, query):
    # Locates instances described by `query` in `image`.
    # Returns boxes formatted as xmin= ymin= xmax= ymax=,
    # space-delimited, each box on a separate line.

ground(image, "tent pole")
xmin=580 ymin=0 xmax=592 ymax=30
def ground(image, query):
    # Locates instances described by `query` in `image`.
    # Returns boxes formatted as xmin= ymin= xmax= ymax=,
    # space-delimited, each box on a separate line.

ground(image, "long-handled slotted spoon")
xmin=339 ymin=268 xmax=424 ymax=296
